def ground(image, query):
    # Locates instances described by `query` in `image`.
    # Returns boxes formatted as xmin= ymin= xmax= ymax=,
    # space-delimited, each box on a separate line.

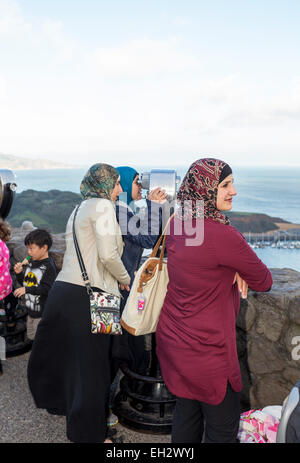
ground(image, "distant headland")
xmin=0 ymin=153 xmax=78 ymax=170
xmin=226 ymin=211 xmax=300 ymax=234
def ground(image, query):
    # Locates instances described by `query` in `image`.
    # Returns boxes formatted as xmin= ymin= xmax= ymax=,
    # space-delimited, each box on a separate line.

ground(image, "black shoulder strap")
xmin=72 ymin=205 xmax=92 ymax=293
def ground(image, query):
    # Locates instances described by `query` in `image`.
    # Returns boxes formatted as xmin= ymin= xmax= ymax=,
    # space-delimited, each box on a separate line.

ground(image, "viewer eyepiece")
xmin=0 ymin=169 xmax=17 ymax=219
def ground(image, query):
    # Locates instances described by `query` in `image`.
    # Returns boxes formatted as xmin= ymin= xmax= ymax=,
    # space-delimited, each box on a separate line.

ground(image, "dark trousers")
xmin=172 ymin=382 xmax=240 ymax=443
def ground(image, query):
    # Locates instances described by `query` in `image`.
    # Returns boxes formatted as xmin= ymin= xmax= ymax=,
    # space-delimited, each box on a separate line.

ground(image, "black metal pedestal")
xmin=113 ymin=333 xmax=176 ymax=434
xmin=0 ymin=293 xmax=32 ymax=357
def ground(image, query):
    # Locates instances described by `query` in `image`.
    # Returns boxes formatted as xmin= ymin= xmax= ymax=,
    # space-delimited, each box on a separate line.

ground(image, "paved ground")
xmin=0 ymin=351 xmax=171 ymax=444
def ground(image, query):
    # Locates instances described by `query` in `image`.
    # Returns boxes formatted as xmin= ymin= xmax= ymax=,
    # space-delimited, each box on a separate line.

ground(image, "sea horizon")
xmin=6 ymin=165 xmax=300 ymax=272
xmin=12 ymin=165 xmax=300 ymax=224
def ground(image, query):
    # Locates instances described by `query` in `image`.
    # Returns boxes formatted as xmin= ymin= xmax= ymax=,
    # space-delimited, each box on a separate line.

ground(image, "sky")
xmin=0 ymin=0 xmax=300 ymax=168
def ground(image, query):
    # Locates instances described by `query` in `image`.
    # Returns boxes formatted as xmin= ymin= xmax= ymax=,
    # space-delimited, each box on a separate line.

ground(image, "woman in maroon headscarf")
xmin=156 ymin=158 xmax=273 ymax=443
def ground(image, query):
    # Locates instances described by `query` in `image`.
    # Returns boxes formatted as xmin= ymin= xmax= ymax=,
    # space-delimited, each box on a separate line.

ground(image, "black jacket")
xmin=16 ymin=257 xmax=57 ymax=318
xmin=116 ymin=199 xmax=162 ymax=313
xmin=116 ymin=199 xmax=162 ymax=281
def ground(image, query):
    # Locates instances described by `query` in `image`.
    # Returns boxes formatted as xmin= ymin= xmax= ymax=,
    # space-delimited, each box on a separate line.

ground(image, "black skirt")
xmin=27 ymin=281 xmax=112 ymax=443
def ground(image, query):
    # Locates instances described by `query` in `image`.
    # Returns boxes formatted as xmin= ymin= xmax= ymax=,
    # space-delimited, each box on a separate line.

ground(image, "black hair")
xmin=218 ymin=163 xmax=232 ymax=185
xmin=24 ymin=229 xmax=53 ymax=250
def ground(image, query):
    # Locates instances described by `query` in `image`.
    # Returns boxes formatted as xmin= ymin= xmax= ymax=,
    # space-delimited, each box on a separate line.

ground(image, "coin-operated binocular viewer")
xmin=113 ymin=168 xmax=181 ymax=434
xmin=0 ymin=169 xmax=17 ymax=219
xmin=139 ymin=169 xmax=181 ymax=202
xmin=139 ymin=169 xmax=181 ymax=232
xmin=0 ymin=170 xmax=28 ymax=358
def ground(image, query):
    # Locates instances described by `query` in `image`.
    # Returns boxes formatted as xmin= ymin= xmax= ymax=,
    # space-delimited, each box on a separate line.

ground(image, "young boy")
xmin=13 ymin=229 xmax=57 ymax=341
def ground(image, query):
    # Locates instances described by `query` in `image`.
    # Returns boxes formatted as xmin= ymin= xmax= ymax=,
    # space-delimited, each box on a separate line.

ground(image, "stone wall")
xmin=7 ymin=226 xmax=300 ymax=410
xmin=237 ymin=268 xmax=300 ymax=410
xmin=8 ymin=224 xmax=66 ymax=273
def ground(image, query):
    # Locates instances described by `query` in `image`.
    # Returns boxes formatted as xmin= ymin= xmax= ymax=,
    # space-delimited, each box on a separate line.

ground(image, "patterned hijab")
xmin=80 ymin=163 xmax=119 ymax=200
xmin=176 ymin=158 xmax=232 ymax=225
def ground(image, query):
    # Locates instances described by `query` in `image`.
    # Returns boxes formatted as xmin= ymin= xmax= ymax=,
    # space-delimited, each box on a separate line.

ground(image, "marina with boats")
xmin=245 ymin=230 xmax=300 ymax=250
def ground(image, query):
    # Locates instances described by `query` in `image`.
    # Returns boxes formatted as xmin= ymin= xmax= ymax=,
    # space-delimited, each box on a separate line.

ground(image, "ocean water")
xmin=254 ymin=246 xmax=300 ymax=272
xmin=11 ymin=165 xmax=300 ymax=272
xmin=13 ymin=165 xmax=300 ymax=224
xmin=13 ymin=168 xmax=87 ymax=196
xmin=231 ymin=166 xmax=300 ymax=225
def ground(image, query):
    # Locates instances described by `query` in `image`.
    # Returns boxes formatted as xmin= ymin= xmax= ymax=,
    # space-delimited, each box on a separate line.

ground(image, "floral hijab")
xmin=80 ymin=163 xmax=119 ymax=200
xmin=176 ymin=158 xmax=232 ymax=225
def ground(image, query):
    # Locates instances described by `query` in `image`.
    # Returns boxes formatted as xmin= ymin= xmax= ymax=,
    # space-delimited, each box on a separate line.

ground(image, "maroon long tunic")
xmin=156 ymin=217 xmax=273 ymax=405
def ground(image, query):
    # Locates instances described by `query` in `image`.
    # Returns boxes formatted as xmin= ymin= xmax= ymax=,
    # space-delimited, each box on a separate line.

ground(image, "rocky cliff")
xmin=237 ymin=268 xmax=300 ymax=409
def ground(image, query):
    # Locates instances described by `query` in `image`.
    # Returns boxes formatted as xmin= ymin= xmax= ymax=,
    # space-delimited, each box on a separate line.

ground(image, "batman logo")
xmin=24 ymin=272 xmax=38 ymax=287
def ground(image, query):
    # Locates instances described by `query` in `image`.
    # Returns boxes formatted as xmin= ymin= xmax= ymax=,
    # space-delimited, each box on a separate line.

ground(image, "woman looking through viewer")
xmin=116 ymin=166 xmax=167 ymax=297
xmin=156 ymin=158 xmax=273 ymax=443
xmin=111 ymin=166 xmax=167 ymax=376
xmin=27 ymin=163 xmax=130 ymax=443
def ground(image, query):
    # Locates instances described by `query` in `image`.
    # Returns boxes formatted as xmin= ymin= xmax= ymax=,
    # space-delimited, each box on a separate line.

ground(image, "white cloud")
xmin=0 ymin=75 xmax=7 ymax=101
xmin=42 ymin=18 xmax=64 ymax=43
xmin=172 ymin=17 xmax=191 ymax=27
xmin=85 ymin=37 xmax=200 ymax=78
xmin=41 ymin=19 xmax=75 ymax=62
xmin=0 ymin=2 xmax=300 ymax=167
xmin=0 ymin=1 xmax=74 ymax=64
xmin=2 ymin=64 xmax=300 ymax=167
xmin=0 ymin=0 xmax=30 ymax=36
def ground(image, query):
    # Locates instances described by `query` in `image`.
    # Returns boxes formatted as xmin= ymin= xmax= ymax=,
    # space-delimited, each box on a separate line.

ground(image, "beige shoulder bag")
xmin=120 ymin=215 xmax=173 ymax=336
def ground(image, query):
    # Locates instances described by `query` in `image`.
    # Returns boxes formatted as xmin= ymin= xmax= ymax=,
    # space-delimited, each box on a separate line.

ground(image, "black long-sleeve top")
xmin=16 ymin=257 xmax=57 ymax=318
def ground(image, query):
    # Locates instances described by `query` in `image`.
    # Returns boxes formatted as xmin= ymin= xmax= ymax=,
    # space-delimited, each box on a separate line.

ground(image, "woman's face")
xmin=131 ymin=174 xmax=142 ymax=201
xmin=216 ymin=174 xmax=237 ymax=211
xmin=110 ymin=177 xmax=123 ymax=202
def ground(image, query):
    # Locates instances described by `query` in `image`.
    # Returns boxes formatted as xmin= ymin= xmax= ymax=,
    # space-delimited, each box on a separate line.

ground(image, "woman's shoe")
xmin=106 ymin=435 xmax=124 ymax=443
xmin=107 ymin=428 xmax=117 ymax=438
xmin=46 ymin=408 xmax=65 ymax=416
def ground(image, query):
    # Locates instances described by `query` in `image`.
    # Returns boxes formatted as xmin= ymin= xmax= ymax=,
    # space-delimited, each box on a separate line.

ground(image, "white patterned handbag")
xmin=73 ymin=205 xmax=122 ymax=335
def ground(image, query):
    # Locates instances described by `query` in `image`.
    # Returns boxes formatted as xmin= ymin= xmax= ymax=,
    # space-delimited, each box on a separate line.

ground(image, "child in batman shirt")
xmin=14 ymin=229 xmax=57 ymax=341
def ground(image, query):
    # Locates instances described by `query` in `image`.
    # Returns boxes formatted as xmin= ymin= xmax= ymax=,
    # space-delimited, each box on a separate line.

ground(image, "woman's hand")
xmin=120 ymin=284 xmax=130 ymax=291
xmin=148 ymin=187 xmax=167 ymax=204
xmin=233 ymin=273 xmax=248 ymax=299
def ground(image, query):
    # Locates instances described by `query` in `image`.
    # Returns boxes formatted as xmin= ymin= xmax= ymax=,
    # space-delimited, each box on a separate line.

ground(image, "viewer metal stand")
xmin=113 ymin=172 xmax=180 ymax=434
xmin=0 ymin=293 xmax=32 ymax=357
xmin=113 ymin=333 xmax=176 ymax=434
xmin=0 ymin=169 xmax=32 ymax=358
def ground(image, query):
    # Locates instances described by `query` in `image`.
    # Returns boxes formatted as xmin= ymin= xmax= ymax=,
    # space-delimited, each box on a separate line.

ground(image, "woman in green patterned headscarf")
xmin=27 ymin=161 xmax=130 ymax=444
xmin=80 ymin=163 xmax=120 ymax=200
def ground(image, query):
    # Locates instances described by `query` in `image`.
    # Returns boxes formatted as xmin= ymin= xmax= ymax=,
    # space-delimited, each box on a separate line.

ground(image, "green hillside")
xmin=226 ymin=211 xmax=284 ymax=233
xmin=8 ymin=190 xmax=81 ymax=233
xmin=7 ymin=189 xmax=288 ymax=234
